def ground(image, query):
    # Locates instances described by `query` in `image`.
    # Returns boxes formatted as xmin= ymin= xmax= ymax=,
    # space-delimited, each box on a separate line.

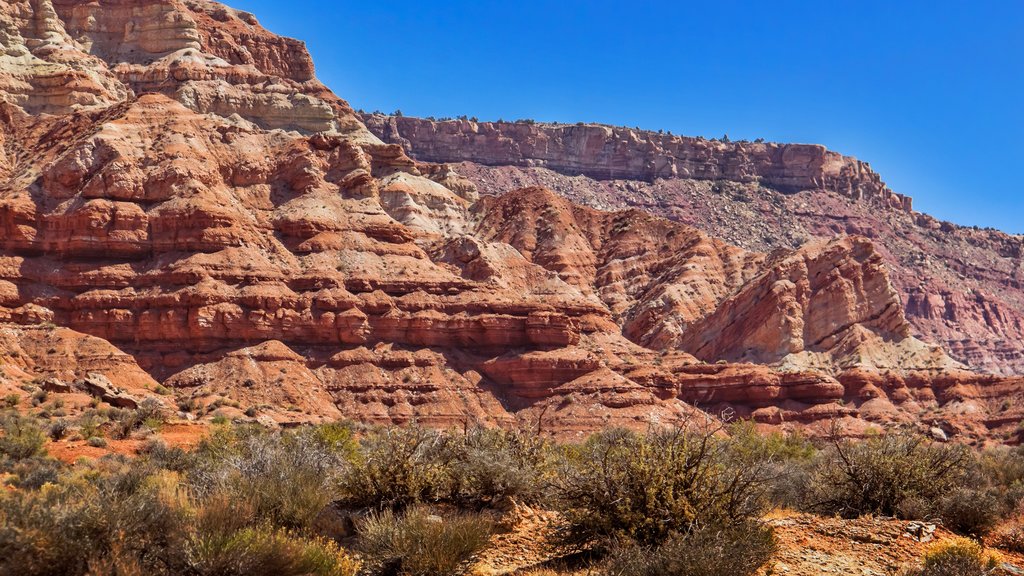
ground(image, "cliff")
xmin=361 ymin=115 xmax=913 ymax=211
xmin=0 ymin=0 xmax=1021 ymax=440
xmin=360 ymin=115 xmax=1024 ymax=376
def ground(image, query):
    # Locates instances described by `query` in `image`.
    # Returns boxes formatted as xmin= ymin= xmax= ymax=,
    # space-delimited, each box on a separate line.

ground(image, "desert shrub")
xmin=0 ymin=414 xmax=47 ymax=460
xmin=357 ymin=505 xmax=494 ymax=576
xmin=187 ymin=518 xmax=359 ymax=576
xmin=109 ymin=399 xmax=166 ymax=440
xmin=77 ymin=411 xmax=104 ymax=440
xmin=178 ymin=397 xmax=198 ymax=413
xmin=551 ymin=426 xmax=770 ymax=548
xmin=31 ymin=389 xmax=47 ymax=406
xmin=187 ymin=423 xmax=350 ymax=529
xmin=3 ymin=393 xmax=19 ymax=408
xmin=991 ymin=516 xmax=1024 ymax=554
xmin=960 ymin=448 xmax=1024 ymax=524
xmin=601 ymin=521 xmax=777 ymax=576
xmin=725 ymin=421 xmax=817 ymax=509
xmin=138 ymin=439 xmax=193 ymax=472
xmin=977 ymin=445 xmax=1024 ymax=489
xmin=442 ymin=427 xmax=551 ymax=508
xmin=726 ymin=421 xmax=816 ymax=462
xmin=0 ymin=449 xmax=358 ymax=576
xmin=901 ymin=538 xmax=1001 ymax=576
xmin=4 ymin=455 xmax=62 ymax=489
xmin=48 ymin=419 xmax=69 ymax=441
xmin=340 ymin=426 xmax=449 ymax=511
xmin=0 ymin=464 xmax=188 ymax=576
xmin=807 ymin=432 xmax=969 ymax=518
xmin=87 ymin=436 xmax=108 ymax=448
xmin=938 ymin=487 xmax=1003 ymax=537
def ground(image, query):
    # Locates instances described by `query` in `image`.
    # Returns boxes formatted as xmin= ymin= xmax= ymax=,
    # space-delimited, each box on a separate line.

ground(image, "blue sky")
xmin=229 ymin=1 xmax=1023 ymax=234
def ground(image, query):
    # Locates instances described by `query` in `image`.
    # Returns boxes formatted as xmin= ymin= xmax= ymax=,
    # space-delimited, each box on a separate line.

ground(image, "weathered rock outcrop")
xmin=0 ymin=0 xmax=1021 ymax=439
xmin=362 ymin=115 xmax=913 ymax=211
xmin=360 ymin=116 xmax=1024 ymax=376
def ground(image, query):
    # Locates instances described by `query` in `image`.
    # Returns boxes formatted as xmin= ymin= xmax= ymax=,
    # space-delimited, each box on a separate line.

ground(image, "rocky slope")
xmin=361 ymin=115 xmax=1024 ymax=376
xmin=0 ymin=0 xmax=1021 ymax=439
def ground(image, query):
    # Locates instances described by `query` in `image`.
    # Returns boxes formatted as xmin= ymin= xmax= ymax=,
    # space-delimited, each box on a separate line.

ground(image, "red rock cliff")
xmin=361 ymin=115 xmax=913 ymax=211
xmin=0 ymin=0 xmax=1021 ymax=440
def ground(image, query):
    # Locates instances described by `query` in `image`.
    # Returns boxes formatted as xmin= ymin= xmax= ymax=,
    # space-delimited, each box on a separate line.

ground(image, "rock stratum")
xmin=0 ymin=0 xmax=1021 ymax=440
xmin=362 ymin=116 xmax=1024 ymax=378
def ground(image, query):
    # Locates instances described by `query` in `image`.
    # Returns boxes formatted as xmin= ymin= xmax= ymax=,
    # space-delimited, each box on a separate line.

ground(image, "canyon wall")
xmin=361 ymin=115 xmax=1024 ymax=376
xmin=361 ymin=115 xmax=913 ymax=211
xmin=0 ymin=0 xmax=1021 ymax=440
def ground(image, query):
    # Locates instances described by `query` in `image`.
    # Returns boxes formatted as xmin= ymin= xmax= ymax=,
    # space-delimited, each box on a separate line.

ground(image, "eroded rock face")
xmin=360 ymin=117 xmax=1024 ymax=377
xmin=361 ymin=115 xmax=913 ymax=211
xmin=0 ymin=0 xmax=1021 ymax=438
xmin=0 ymin=0 xmax=371 ymax=136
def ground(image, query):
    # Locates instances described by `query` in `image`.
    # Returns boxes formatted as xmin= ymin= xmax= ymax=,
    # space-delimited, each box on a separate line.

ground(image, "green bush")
xmin=87 ymin=436 xmax=107 ymax=448
xmin=2 ymin=393 xmax=19 ymax=408
xmin=138 ymin=438 xmax=193 ymax=472
xmin=357 ymin=506 xmax=494 ymax=576
xmin=0 ymin=456 xmax=360 ymax=576
xmin=77 ymin=411 xmax=103 ymax=441
xmin=0 ymin=415 xmax=47 ymax=460
xmin=340 ymin=426 xmax=448 ymax=511
xmin=48 ymin=419 xmax=69 ymax=441
xmin=442 ymin=427 xmax=551 ymax=508
xmin=808 ymin=432 xmax=969 ymax=519
xmin=726 ymin=421 xmax=816 ymax=463
xmin=187 ymin=424 xmax=350 ymax=529
xmin=901 ymin=537 xmax=1000 ymax=576
xmin=0 ymin=463 xmax=187 ymax=576
xmin=188 ymin=522 xmax=358 ymax=576
xmin=978 ymin=445 xmax=1024 ymax=487
xmin=725 ymin=421 xmax=817 ymax=509
xmin=4 ymin=456 xmax=61 ymax=489
xmin=109 ymin=399 xmax=166 ymax=440
xmin=551 ymin=426 xmax=770 ymax=548
xmin=601 ymin=521 xmax=777 ymax=576
xmin=938 ymin=487 xmax=1003 ymax=537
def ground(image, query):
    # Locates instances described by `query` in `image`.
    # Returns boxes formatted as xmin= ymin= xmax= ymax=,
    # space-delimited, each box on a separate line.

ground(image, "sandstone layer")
xmin=361 ymin=115 xmax=1024 ymax=376
xmin=0 ymin=0 xmax=1021 ymax=440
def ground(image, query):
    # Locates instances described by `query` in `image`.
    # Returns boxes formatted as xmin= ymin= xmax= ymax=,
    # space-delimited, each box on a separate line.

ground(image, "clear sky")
xmin=228 ymin=1 xmax=1023 ymax=234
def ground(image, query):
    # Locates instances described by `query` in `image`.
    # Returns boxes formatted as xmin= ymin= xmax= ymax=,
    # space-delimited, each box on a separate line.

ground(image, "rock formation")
xmin=0 ymin=0 xmax=1021 ymax=440
xmin=362 ymin=115 xmax=1024 ymax=377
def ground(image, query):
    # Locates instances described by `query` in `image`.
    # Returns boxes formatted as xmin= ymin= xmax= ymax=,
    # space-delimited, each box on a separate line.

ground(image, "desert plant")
xmin=901 ymin=537 xmax=1001 ymax=576
xmin=442 ymin=427 xmax=551 ymax=508
xmin=357 ymin=506 xmax=494 ymax=576
xmin=601 ymin=521 xmax=777 ymax=576
xmin=138 ymin=439 xmax=193 ymax=472
xmin=938 ymin=487 xmax=1003 ymax=537
xmin=77 ymin=411 xmax=104 ymax=441
xmin=48 ymin=419 xmax=69 ymax=441
xmin=4 ymin=455 xmax=61 ymax=490
xmin=87 ymin=436 xmax=108 ymax=448
xmin=178 ymin=397 xmax=198 ymax=413
xmin=725 ymin=421 xmax=817 ymax=509
xmin=0 ymin=465 xmax=189 ymax=576
xmin=30 ymin=389 xmax=47 ymax=406
xmin=0 ymin=414 xmax=47 ymax=460
xmin=187 ymin=424 xmax=349 ymax=529
xmin=2 ymin=393 xmax=19 ymax=408
xmin=187 ymin=521 xmax=359 ymax=576
xmin=109 ymin=399 xmax=166 ymax=440
xmin=551 ymin=425 xmax=770 ymax=548
xmin=991 ymin=516 xmax=1024 ymax=554
xmin=808 ymin=431 xmax=969 ymax=518
xmin=340 ymin=426 xmax=449 ymax=511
